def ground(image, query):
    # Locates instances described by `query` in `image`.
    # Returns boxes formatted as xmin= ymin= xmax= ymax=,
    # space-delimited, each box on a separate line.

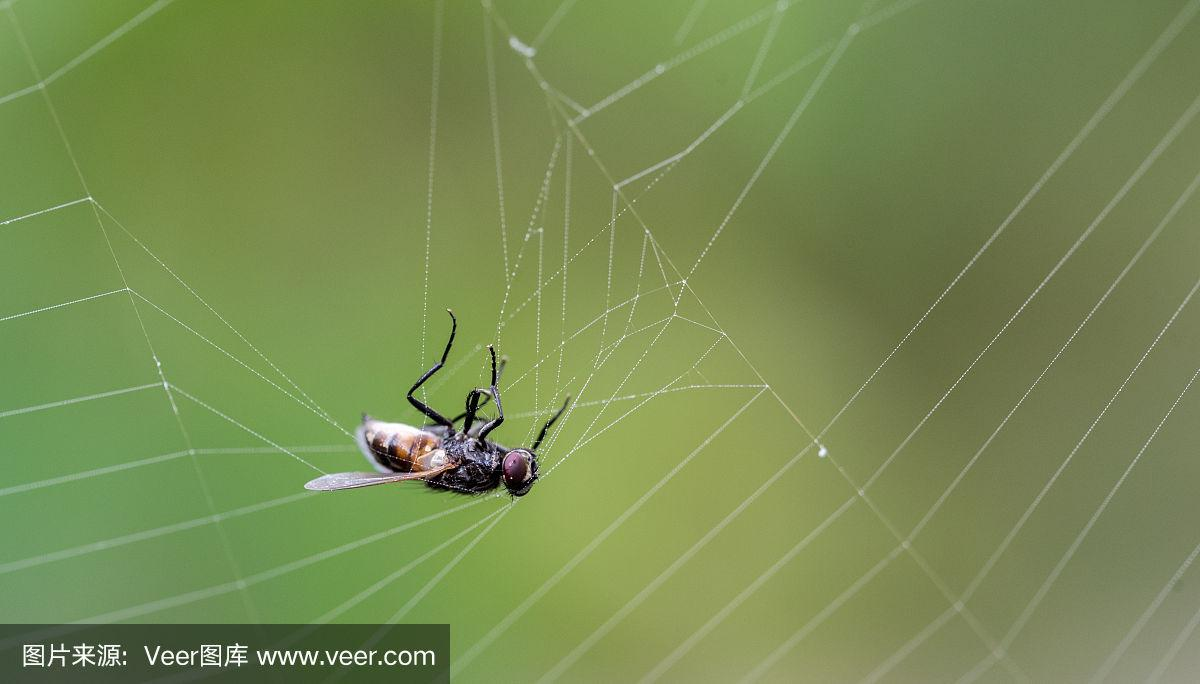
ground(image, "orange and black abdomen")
xmin=358 ymin=420 xmax=441 ymax=473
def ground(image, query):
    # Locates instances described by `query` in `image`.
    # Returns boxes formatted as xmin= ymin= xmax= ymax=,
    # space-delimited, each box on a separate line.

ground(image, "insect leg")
xmin=461 ymin=388 xmax=485 ymax=435
xmin=406 ymin=309 xmax=456 ymax=428
xmin=448 ymin=355 xmax=507 ymax=424
xmin=476 ymin=345 xmax=505 ymax=441
xmin=532 ymin=395 xmax=571 ymax=452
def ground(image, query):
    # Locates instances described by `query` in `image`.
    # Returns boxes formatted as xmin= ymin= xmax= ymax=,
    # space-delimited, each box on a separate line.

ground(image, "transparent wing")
xmin=304 ymin=463 xmax=455 ymax=491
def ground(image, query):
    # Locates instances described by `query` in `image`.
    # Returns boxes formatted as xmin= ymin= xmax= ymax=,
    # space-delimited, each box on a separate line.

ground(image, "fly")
xmin=304 ymin=310 xmax=568 ymax=497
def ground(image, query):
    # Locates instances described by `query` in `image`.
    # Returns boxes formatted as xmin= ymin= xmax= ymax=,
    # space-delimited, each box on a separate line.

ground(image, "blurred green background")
xmin=2 ymin=0 xmax=1200 ymax=681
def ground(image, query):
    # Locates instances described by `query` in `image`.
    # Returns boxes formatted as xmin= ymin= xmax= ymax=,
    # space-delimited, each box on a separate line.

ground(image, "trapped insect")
xmin=304 ymin=310 xmax=569 ymax=497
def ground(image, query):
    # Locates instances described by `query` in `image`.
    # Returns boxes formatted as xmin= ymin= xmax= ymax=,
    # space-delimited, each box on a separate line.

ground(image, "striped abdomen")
xmin=355 ymin=418 xmax=441 ymax=474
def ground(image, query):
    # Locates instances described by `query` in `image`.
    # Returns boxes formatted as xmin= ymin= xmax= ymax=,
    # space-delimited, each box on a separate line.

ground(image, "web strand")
xmin=1088 ymin=534 xmax=1200 ymax=683
xmin=1145 ymin=602 xmax=1200 ymax=683
xmin=418 ymin=0 xmax=444 ymax=388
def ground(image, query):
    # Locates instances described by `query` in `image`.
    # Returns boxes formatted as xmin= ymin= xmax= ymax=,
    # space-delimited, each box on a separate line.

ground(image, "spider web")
xmin=2 ymin=0 xmax=1200 ymax=682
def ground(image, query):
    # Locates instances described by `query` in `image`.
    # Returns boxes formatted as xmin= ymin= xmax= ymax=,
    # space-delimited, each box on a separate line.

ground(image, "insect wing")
xmin=304 ymin=463 xmax=455 ymax=491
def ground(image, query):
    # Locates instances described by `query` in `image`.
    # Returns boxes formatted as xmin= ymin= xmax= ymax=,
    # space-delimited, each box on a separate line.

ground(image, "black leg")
xmin=461 ymin=388 xmax=485 ymax=435
xmin=532 ymin=396 xmax=571 ymax=452
xmin=476 ymin=345 xmax=505 ymax=441
xmin=453 ymin=391 xmax=489 ymax=428
xmin=449 ymin=355 xmax=507 ymax=424
xmin=407 ymin=309 xmax=456 ymax=428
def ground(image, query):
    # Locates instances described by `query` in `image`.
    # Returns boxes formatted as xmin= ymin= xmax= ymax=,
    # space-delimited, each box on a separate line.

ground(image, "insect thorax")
xmin=425 ymin=430 xmax=506 ymax=494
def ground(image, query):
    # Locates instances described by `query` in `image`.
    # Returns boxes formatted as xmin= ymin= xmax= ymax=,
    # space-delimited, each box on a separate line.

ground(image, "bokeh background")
xmin=2 ymin=0 xmax=1200 ymax=681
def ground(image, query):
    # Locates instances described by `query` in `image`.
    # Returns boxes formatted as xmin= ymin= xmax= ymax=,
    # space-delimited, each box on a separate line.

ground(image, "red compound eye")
xmin=502 ymin=451 xmax=528 ymax=488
